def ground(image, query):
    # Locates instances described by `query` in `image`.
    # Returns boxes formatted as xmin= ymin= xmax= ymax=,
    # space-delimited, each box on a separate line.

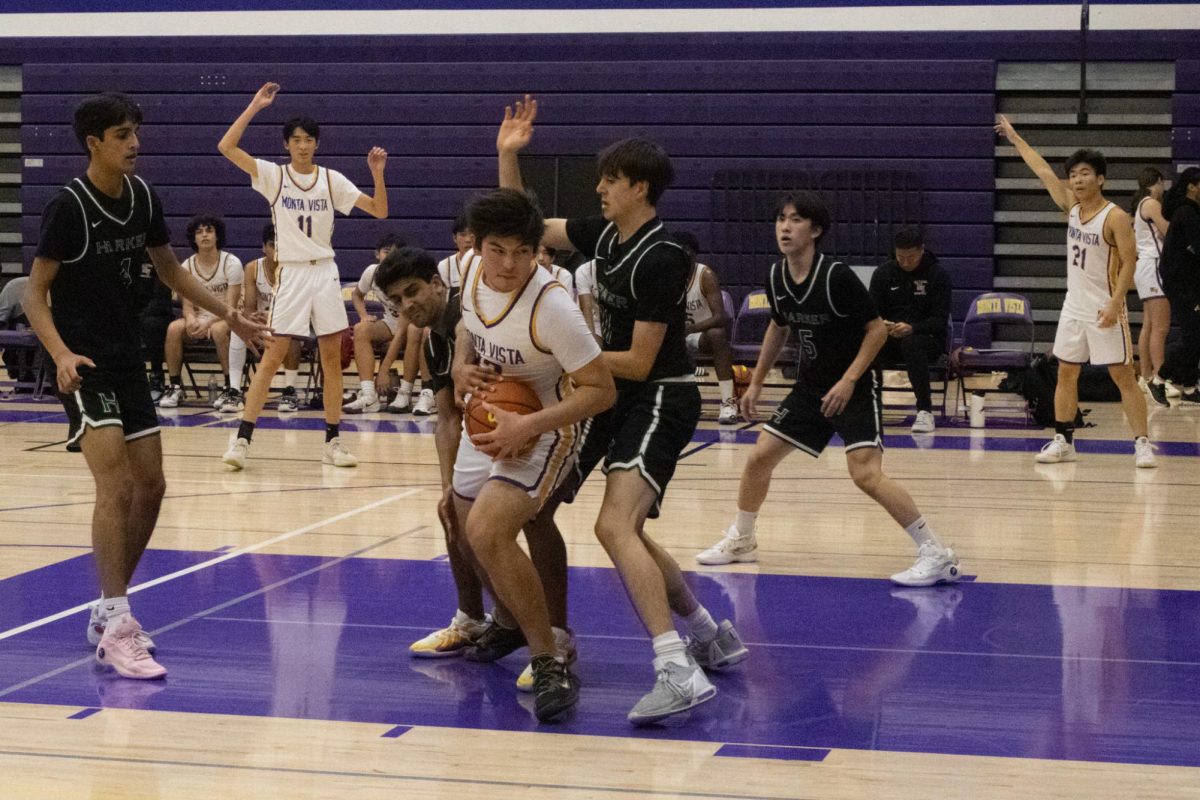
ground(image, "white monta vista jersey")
xmin=461 ymin=259 xmax=600 ymax=409
xmin=252 ymin=159 xmax=361 ymax=264
xmin=1062 ymin=202 xmax=1121 ymax=323
xmin=684 ymin=262 xmax=713 ymax=327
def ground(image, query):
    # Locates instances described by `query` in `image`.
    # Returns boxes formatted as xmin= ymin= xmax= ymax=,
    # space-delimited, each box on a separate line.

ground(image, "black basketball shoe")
xmin=464 ymin=619 xmax=527 ymax=662
xmin=531 ymin=654 xmax=579 ymax=722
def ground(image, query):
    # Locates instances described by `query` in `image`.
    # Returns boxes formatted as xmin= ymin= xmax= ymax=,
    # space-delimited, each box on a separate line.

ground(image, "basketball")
xmin=340 ymin=328 xmax=354 ymax=370
xmin=732 ymin=364 xmax=754 ymax=393
xmin=465 ymin=378 xmax=543 ymax=439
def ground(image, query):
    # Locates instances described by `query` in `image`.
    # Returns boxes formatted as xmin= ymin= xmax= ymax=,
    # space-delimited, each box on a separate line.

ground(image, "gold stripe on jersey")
xmin=267 ymin=265 xmax=286 ymax=329
xmin=535 ymin=415 xmax=578 ymax=509
xmin=1107 ymin=244 xmax=1121 ymax=298
xmin=470 ymin=261 xmax=539 ymax=329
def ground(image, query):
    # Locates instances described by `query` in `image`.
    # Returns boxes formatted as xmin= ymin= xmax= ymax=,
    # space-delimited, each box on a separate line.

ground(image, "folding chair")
xmin=731 ymin=290 xmax=796 ymax=367
xmin=949 ymin=292 xmax=1037 ymax=422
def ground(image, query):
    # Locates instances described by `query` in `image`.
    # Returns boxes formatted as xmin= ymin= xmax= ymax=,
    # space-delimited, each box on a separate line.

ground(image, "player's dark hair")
xmin=597 ymin=137 xmax=675 ymax=206
xmin=1129 ymin=166 xmax=1165 ymax=213
xmin=375 ymin=232 xmax=407 ymax=252
xmin=892 ymin=227 xmax=925 ymax=250
xmin=1163 ymin=167 xmax=1200 ymax=220
xmin=539 ymin=245 xmax=558 ymax=257
xmin=1064 ymin=148 xmax=1107 ymax=179
xmin=374 ymin=246 xmax=439 ymax=294
xmin=261 ymin=223 xmax=275 ymax=244
xmin=283 ymin=116 xmax=320 ymax=142
xmin=185 ymin=214 xmax=226 ymax=251
xmin=466 ymin=188 xmax=544 ymax=250
xmin=452 ymin=210 xmax=471 ymax=235
xmin=774 ymin=191 xmax=831 ymax=243
xmin=73 ymin=92 xmax=143 ymax=153
xmin=671 ymin=231 xmax=700 ymax=259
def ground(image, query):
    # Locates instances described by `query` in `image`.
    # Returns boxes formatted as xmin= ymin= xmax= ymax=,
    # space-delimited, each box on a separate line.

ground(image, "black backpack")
xmin=1020 ymin=355 xmax=1086 ymax=428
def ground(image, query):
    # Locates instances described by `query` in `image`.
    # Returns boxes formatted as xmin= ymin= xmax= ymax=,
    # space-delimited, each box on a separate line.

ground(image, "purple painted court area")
xmin=2 ymin=550 xmax=1199 ymax=768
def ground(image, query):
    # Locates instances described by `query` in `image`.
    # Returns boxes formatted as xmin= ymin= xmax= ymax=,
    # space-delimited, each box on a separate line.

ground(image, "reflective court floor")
xmin=1 ymin=389 xmax=1199 ymax=799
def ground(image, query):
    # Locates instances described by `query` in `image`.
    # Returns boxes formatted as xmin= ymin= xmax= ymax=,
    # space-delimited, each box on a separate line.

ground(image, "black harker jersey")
xmin=424 ymin=288 xmax=463 ymax=395
xmin=35 ymin=174 xmax=171 ymax=371
xmin=766 ymin=253 xmax=879 ymax=393
xmin=566 ymin=215 xmax=693 ymax=387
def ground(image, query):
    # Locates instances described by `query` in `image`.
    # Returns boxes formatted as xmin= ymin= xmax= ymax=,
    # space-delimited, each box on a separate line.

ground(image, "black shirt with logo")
xmin=36 ymin=174 xmax=171 ymax=371
xmin=565 ymin=215 xmax=693 ymax=388
xmin=424 ymin=288 xmax=463 ymax=395
xmin=766 ymin=253 xmax=879 ymax=394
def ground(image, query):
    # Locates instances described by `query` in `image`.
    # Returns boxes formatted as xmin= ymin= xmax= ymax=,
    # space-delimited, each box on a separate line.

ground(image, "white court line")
xmin=0 ymin=487 xmax=422 ymax=642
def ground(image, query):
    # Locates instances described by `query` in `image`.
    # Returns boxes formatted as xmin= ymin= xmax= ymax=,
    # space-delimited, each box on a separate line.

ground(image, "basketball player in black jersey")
xmin=23 ymin=93 xmax=267 ymax=679
xmin=699 ymin=191 xmax=961 ymax=587
xmin=496 ymin=96 xmax=748 ymax=725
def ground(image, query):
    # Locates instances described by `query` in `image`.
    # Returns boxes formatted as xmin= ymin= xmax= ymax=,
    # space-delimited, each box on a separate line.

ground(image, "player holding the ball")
xmin=450 ymin=188 xmax=616 ymax=722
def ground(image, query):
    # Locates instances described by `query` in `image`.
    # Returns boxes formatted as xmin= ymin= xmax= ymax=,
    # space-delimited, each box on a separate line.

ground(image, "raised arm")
xmin=995 ymin=114 xmax=1074 ymax=212
xmin=496 ymin=95 xmax=573 ymax=251
xmin=353 ymin=147 xmax=389 ymax=219
xmin=217 ymin=82 xmax=279 ymax=178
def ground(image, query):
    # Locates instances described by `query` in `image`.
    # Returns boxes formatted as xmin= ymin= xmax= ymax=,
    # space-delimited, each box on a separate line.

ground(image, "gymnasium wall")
xmin=4 ymin=1 xmax=1198 ymax=312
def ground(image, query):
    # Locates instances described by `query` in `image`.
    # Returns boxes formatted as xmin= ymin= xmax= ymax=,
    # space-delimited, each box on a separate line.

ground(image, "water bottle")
xmin=968 ymin=392 xmax=986 ymax=428
xmin=207 ymin=377 xmax=218 ymax=404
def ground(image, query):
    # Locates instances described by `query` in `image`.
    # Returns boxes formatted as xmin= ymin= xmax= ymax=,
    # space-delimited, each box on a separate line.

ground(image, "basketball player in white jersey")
xmin=534 ymin=244 xmax=576 ymax=298
xmin=1129 ymin=167 xmax=1172 ymax=407
xmin=159 ymin=215 xmax=243 ymax=410
xmin=672 ymin=231 xmax=739 ymax=424
xmin=451 ymin=188 xmax=615 ymax=722
xmin=241 ymin=223 xmax=305 ymax=412
xmin=217 ymin=82 xmax=388 ymax=469
xmin=996 ymin=116 xmax=1154 ymax=468
xmin=345 ymin=232 xmax=405 ymax=413
xmin=436 ymin=211 xmax=476 ymax=292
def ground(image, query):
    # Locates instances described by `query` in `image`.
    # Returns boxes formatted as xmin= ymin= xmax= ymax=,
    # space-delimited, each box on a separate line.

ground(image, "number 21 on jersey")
xmin=1071 ymin=244 xmax=1087 ymax=270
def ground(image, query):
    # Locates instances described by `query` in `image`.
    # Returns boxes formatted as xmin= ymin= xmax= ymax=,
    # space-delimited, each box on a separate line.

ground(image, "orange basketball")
xmin=732 ymin=364 xmax=754 ymax=392
xmin=465 ymin=379 xmax=543 ymax=439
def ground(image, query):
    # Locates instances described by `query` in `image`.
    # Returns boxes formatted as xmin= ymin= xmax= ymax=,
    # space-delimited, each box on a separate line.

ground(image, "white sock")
xmin=360 ymin=379 xmax=376 ymax=398
xmin=682 ymin=605 xmax=719 ymax=643
xmin=1152 ymin=376 xmax=1165 ymax=386
xmin=651 ymin=631 xmax=690 ymax=671
xmin=284 ymin=369 xmax=298 ymax=389
xmin=399 ymin=379 xmax=414 ymax=396
xmin=718 ymin=379 xmax=735 ymax=403
xmin=229 ymin=336 xmax=246 ymax=391
xmin=102 ymin=595 xmax=131 ymax=619
xmin=904 ymin=516 xmax=943 ymax=550
xmin=733 ymin=510 xmax=757 ymax=538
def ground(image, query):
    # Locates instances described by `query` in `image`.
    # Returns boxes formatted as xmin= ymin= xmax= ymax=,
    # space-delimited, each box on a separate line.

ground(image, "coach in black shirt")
xmin=869 ymin=227 xmax=952 ymax=432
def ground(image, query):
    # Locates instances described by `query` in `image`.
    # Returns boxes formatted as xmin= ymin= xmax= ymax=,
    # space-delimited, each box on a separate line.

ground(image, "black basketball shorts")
xmin=554 ymin=380 xmax=699 ymax=518
xmin=763 ymin=376 xmax=883 ymax=457
xmin=61 ymin=366 xmax=160 ymax=447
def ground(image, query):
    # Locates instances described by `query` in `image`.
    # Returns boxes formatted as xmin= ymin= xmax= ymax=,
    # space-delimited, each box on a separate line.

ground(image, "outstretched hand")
xmin=497 ymin=94 xmax=538 ymax=154
xmin=994 ymin=114 xmax=1017 ymax=142
xmin=251 ymin=82 xmax=280 ymax=111
xmin=367 ymin=146 xmax=388 ymax=175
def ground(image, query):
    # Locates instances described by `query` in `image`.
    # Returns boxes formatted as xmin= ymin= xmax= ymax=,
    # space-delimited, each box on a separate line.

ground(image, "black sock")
xmin=169 ymin=374 xmax=181 ymax=387
xmin=237 ymin=420 xmax=255 ymax=443
xmin=1055 ymin=421 xmax=1074 ymax=444
xmin=325 ymin=423 xmax=339 ymax=443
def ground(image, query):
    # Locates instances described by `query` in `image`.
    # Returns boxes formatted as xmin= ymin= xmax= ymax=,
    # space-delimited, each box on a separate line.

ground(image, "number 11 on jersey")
xmin=297 ymin=215 xmax=312 ymax=238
